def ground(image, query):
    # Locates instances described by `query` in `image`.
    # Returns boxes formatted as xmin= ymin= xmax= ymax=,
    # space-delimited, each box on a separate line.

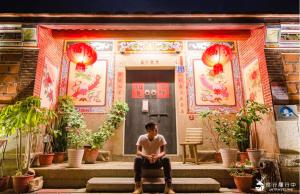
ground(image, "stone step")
xmin=86 ymin=177 xmax=220 ymax=193
xmin=34 ymin=162 xmax=234 ymax=188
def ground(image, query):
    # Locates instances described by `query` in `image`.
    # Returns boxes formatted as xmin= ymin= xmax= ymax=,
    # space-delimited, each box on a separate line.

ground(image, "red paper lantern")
xmin=202 ymin=44 xmax=232 ymax=76
xmin=67 ymin=42 xmax=97 ymax=72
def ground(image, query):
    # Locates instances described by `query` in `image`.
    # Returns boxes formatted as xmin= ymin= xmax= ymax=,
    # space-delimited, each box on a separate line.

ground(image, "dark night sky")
xmin=0 ymin=0 xmax=299 ymax=14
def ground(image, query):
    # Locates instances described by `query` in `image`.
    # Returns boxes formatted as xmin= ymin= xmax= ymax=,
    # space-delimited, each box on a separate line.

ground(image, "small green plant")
xmin=67 ymin=128 xmax=88 ymax=149
xmin=54 ymin=96 xmax=86 ymax=151
xmin=214 ymin=116 xmax=238 ymax=149
xmin=52 ymin=119 xmax=68 ymax=153
xmin=236 ymin=100 xmax=270 ymax=150
xmin=57 ymin=96 xmax=86 ymax=129
xmin=89 ymin=101 xmax=129 ymax=149
xmin=228 ymin=161 xmax=258 ymax=177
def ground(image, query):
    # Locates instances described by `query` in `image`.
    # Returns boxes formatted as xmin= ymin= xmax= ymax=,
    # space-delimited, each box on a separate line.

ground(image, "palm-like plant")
xmin=0 ymin=96 xmax=56 ymax=175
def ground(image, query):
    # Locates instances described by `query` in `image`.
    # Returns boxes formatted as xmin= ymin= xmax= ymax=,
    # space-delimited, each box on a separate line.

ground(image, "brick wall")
xmin=237 ymin=27 xmax=273 ymax=106
xmin=265 ymin=49 xmax=300 ymax=106
xmin=33 ymin=26 xmax=64 ymax=102
xmin=237 ymin=27 xmax=280 ymax=155
xmin=0 ymin=48 xmax=39 ymax=103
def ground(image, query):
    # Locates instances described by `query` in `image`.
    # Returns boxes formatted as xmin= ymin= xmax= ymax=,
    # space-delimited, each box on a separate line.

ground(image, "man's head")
xmin=145 ymin=121 xmax=157 ymax=139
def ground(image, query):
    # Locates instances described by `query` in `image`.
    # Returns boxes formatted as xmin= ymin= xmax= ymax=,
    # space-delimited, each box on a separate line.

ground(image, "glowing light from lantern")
xmin=67 ymin=42 xmax=97 ymax=72
xmin=202 ymin=44 xmax=232 ymax=76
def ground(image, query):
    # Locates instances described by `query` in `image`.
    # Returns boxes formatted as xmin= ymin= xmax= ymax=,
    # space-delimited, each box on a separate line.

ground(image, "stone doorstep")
xmin=86 ymin=177 xmax=220 ymax=193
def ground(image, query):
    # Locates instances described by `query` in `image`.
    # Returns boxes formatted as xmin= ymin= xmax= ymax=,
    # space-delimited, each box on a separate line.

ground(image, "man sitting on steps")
xmin=133 ymin=121 xmax=175 ymax=194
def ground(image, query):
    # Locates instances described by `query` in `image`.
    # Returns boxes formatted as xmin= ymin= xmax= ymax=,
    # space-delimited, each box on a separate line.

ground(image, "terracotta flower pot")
xmin=53 ymin=152 xmax=65 ymax=163
xmin=239 ymin=152 xmax=249 ymax=163
xmin=39 ymin=153 xmax=54 ymax=166
xmin=215 ymin=152 xmax=222 ymax=163
xmin=0 ymin=176 xmax=10 ymax=191
xmin=233 ymin=175 xmax=253 ymax=193
xmin=220 ymin=148 xmax=237 ymax=168
xmin=68 ymin=149 xmax=84 ymax=168
xmin=12 ymin=175 xmax=34 ymax=193
xmin=83 ymin=148 xmax=99 ymax=164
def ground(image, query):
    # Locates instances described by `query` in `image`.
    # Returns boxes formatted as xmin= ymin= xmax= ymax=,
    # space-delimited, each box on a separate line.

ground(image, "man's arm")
xmin=152 ymin=145 xmax=166 ymax=162
xmin=136 ymin=145 xmax=152 ymax=161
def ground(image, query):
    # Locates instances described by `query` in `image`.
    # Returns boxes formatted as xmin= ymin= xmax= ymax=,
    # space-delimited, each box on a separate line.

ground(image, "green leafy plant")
xmin=54 ymin=96 xmax=86 ymax=152
xmin=214 ymin=116 xmax=238 ymax=149
xmin=199 ymin=110 xmax=221 ymax=152
xmin=228 ymin=161 xmax=258 ymax=177
xmin=0 ymin=96 xmax=56 ymax=175
xmin=52 ymin=119 xmax=67 ymax=153
xmin=57 ymin=96 xmax=86 ymax=129
xmin=67 ymin=128 xmax=88 ymax=149
xmin=89 ymin=101 xmax=129 ymax=149
xmin=235 ymin=100 xmax=270 ymax=150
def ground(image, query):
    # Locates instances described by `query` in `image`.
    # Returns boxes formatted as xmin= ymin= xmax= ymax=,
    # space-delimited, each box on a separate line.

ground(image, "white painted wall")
xmin=276 ymin=120 xmax=300 ymax=152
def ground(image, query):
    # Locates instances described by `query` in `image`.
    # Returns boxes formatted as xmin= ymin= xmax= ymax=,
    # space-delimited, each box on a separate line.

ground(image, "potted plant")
xmin=83 ymin=101 xmax=129 ymax=164
xmin=214 ymin=114 xmax=238 ymax=168
xmin=233 ymin=123 xmax=250 ymax=163
xmin=236 ymin=100 xmax=270 ymax=167
xmin=39 ymin=123 xmax=55 ymax=166
xmin=53 ymin=96 xmax=86 ymax=167
xmin=228 ymin=161 xmax=258 ymax=192
xmin=56 ymin=96 xmax=87 ymax=168
xmin=52 ymin=119 xmax=67 ymax=163
xmin=83 ymin=130 xmax=103 ymax=164
xmin=0 ymin=96 xmax=55 ymax=193
xmin=199 ymin=110 xmax=222 ymax=163
xmin=67 ymin=127 xmax=88 ymax=167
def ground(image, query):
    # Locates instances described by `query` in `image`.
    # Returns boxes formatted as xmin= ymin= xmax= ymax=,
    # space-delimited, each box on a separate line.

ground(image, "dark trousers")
xmin=134 ymin=156 xmax=172 ymax=183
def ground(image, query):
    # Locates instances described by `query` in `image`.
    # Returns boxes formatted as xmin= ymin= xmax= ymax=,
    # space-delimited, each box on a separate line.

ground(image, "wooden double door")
xmin=125 ymin=70 xmax=177 ymax=154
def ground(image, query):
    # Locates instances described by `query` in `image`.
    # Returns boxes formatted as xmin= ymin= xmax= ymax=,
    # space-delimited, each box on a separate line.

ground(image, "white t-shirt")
xmin=136 ymin=134 xmax=167 ymax=155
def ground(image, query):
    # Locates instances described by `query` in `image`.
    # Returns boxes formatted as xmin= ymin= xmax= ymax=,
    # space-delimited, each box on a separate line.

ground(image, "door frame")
xmin=122 ymin=66 xmax=179 ymax=156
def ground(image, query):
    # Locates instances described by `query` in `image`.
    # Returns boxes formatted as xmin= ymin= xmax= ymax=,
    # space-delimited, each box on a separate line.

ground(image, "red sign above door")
xmin=132 ymin=83 xmax=144 ymax=98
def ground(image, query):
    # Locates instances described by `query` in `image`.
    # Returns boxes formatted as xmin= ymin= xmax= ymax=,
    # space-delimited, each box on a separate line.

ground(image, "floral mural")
xmin=67 ymin=60 xmax=107 ymax=106
xmin=243 ymin=59 xmax=264 ymax=103
xmin=186 ymin=41 xmax=243 ymax=113
xmin=41 ymin=58 xmax=59 ymax=108
xmin=193 ymin=53 xmax=235 ymax=106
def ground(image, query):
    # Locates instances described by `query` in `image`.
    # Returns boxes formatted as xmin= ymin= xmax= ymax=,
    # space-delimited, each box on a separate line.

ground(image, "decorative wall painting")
xmin=41 ymin=58 xmax=59 ymax=108
xmin=242 ymin=59 xmax=264 ymax=103
xmin=193 ymin=55 xmax=236 ymax=106
xmin=186 ymin=41 xmax=243 ymax=113
xmin=67 ymin=60 xmax=107 ymax=106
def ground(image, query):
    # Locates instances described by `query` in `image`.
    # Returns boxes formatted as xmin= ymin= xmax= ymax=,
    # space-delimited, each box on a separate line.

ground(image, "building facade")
xmin=0 ymin=12 xmax=299 ymax=158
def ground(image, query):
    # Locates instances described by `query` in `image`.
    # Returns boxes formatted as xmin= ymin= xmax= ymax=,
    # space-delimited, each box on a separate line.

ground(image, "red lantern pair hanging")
xmin=202 ymin=44 xmax=232 ymax=76
xmin=67 ymin=42 xmax=97 ymax=72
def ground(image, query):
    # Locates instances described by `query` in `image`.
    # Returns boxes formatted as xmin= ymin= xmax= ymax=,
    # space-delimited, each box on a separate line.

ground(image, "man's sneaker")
xmin=164 ymin=182 xmax=175 ymax=194
xmin=132 ymin=181 xmax=143 ymax=194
